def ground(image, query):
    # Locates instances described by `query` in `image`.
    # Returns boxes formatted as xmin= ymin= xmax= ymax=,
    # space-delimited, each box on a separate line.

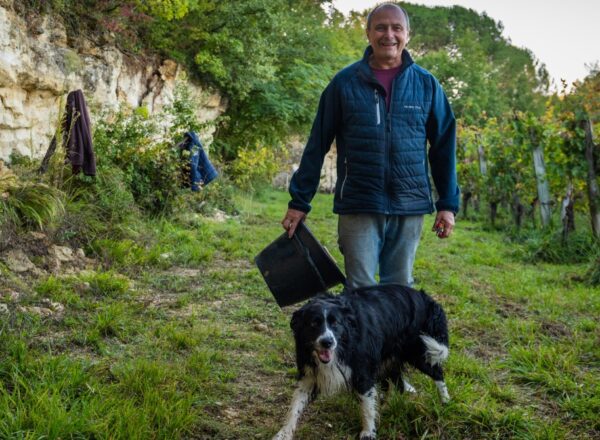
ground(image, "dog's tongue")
xmin=318 ymin=349 xmax=332 ymax=363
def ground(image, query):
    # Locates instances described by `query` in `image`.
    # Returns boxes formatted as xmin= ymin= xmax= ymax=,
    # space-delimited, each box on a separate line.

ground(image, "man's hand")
xmin=282 ymin=209 xmax=307 ymax=238
xmin=432 ymin=211 xmax=455 ymax=239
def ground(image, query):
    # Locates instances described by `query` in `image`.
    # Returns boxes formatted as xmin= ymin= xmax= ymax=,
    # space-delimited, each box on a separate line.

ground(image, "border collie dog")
xmin=273 ymin=284 xmax=450 ymax=440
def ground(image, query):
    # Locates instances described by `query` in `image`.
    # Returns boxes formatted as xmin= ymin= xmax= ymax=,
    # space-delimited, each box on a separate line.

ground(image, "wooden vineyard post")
xmin=582 ymin=118 xmax=600 ymax=239
xmin=532 ymin=145 xmax=552 ymax=227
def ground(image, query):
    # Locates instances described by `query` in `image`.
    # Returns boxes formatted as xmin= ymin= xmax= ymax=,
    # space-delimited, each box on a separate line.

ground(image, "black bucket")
xmin=255 ymin=222 xmax=346 ymax=307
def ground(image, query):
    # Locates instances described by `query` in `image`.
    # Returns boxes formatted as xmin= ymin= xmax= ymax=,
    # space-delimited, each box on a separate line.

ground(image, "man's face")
xmin=366 ymin=7 xmax=409 ymax=66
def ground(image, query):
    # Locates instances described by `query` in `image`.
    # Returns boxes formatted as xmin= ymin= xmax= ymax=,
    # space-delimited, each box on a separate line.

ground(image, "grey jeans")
xmin=338 ymin=213 xmax=424 ymax=289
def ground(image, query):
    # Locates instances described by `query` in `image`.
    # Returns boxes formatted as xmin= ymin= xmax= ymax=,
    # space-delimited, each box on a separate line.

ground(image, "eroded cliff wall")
xmin=0 ymin=4 xmax=225 ymax=161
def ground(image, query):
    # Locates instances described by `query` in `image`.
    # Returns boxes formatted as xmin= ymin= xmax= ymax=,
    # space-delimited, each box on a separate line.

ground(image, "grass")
xmin=1 ymin=188 xmax=599 ymax=439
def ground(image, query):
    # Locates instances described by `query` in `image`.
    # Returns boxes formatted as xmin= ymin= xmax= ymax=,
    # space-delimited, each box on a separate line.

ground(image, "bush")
xmin=585 ymin=255 xmax=600 ymax=286
xmin=230 ymin=146 xmax=283 ymax=192
xmin=0 ymin=160 xmax=65 ymax=232
xmin=93 ymin=107 xmax=184 ymax=214
xmin=523 ymin=228 xmax=598 ymax=264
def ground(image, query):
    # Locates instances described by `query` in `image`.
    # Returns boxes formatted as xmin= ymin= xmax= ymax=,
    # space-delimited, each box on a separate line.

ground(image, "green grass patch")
xmin=2 ymin=188 xmax=599 ymax=439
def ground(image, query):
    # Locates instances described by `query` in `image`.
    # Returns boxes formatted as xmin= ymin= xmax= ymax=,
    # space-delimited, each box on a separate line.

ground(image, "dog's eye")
xmin=311 ymin=319 xmax=321 ymax=328
xmin=328 ymin=316 xmax=337 ymax=326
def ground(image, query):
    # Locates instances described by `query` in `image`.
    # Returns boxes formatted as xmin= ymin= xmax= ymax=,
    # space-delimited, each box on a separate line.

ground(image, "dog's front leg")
xmin=273 ymin=378 xmax=314 ymax=440
xmin=358 ymin=386 xmax=378 ymax=440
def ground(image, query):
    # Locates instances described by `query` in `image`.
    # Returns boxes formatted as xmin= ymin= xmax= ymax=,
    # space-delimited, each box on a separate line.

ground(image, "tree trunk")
xmin=38 ymin=135 xmax=58 ymax=174
xmin=477 ymin=136 xmax=487 ymax=176
xmin=561 ymin=183 xmax=575 ymax=243
xmin=532 ymin=146 xmax=552 ymax=227
xmin=462 ymin=191 xmax=472 ymax=218
xmin=473 ymin=194 xmax=480 ymax=212
xmin=530 ymin=197 xmax=539 ymax=228
xmin=512 ymin=195 xmax=525 ymax=229
xmin=582 ymin=118 xmax=600 ymax=239
xmin=490 ymin=201 xmax=498 ymax=226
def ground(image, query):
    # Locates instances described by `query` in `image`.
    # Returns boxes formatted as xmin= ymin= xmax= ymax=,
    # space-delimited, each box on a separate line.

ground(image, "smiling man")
xmin=281 ymin=3 xmax=459 ymax=290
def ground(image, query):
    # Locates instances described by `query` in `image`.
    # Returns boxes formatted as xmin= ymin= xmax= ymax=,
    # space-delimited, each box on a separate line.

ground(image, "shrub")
xmin=524 ymin=228 xmax=598 ymax=264
xmin=93 ymin=107 xmax=184 ymax=214
xmin=585 ymin=254 xmax=600 ymax=286
xmin=230 ymin=146 xmax=283 ymax=192
xmin=0 ymin=160 xmax=65 ymax=232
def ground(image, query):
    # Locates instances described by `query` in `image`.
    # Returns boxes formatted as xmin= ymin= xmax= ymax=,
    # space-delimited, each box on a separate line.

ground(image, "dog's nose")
xmin=319 ymin=337 xmax=334 ymax=349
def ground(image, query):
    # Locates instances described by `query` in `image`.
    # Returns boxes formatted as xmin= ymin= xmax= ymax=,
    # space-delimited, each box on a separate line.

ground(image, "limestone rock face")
xmin=0 ymin=5 xmax=227 ymax=161
xmin=273 ymin=136 xmax=338 ymax=194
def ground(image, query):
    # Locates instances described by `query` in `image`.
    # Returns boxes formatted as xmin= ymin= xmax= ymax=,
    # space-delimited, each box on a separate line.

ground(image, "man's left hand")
xmin=432 ymin=211 xmax=455 ymax=239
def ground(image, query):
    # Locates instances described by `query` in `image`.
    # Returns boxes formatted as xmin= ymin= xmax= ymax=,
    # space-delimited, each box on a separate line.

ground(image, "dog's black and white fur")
xmin=273 ymin=284 xmax=450 ymax=440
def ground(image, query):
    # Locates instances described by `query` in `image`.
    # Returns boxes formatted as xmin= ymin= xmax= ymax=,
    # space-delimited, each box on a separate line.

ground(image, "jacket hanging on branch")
xmin=65 ymin=90 xmax=96 ymax=176
xmin=179 ymin=131 xmax=217 ymax=191
xmin=39 ymin=89 xmax=96 ymax=176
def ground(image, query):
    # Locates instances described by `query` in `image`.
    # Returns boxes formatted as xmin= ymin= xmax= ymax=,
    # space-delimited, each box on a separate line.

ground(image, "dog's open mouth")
xmin=317 ymin=349 xmax=332 ymax=363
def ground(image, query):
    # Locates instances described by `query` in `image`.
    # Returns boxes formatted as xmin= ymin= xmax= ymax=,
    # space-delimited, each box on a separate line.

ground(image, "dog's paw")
xmin=359 ymin=430 xmax=376 ymax=440
xmin=402 ymin=379 xmax=417 ymax=394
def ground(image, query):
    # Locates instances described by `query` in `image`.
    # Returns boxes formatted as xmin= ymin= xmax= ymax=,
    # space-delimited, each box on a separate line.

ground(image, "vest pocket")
xmin=401 ymin=103 xmax=426 ymax=126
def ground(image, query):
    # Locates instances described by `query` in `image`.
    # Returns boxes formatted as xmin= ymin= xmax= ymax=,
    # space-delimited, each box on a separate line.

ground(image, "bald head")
xmin=366 ymin=3 xmax=410 ymax=32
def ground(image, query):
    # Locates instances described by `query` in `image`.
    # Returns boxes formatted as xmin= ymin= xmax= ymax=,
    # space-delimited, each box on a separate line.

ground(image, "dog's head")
xmin=290 ymin=294 xmax=354 ymax=365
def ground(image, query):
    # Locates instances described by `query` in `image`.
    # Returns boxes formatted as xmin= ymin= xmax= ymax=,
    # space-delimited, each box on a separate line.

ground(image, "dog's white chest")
xmin=306 ymin=361 xmax=352 ymax=397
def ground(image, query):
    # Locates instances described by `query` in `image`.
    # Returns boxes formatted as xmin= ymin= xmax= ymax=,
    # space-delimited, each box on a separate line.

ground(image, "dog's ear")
xmin=339 ymin=298 xmax=357 ymax=329
xmin=290 ymin=308 xmax=304 ymax=334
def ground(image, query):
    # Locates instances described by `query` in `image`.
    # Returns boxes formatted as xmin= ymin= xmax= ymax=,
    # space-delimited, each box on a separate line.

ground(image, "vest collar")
xmin=358 ymin=46 xmax=414 ymax=91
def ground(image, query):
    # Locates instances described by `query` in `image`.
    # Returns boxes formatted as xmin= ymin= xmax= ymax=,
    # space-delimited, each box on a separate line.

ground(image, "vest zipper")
xmin=386 ymin=80 xmax=395 ymax=214
xmin=340 ymin=158 xmax=348 ymax=200
xmin=374 ymin=89 xmax=381 ymax=125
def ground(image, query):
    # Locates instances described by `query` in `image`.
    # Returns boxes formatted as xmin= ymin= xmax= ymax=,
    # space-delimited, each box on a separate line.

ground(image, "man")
xmin=281 ymin=3 xmax=459 ymax=289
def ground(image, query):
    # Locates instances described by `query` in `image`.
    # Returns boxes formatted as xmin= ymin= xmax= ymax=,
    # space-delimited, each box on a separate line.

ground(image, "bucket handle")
xmin=292 ymin=233 xmax=328 ymax=292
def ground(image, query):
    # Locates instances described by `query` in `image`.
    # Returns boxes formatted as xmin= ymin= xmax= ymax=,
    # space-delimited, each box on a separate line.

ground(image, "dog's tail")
xmin=420 ymin=301 xmax=449 ymax=366
xmin=420 ymin=335 xmax=449 ymax=366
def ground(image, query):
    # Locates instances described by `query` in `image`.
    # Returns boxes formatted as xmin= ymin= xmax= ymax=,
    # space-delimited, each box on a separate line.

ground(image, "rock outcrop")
xmin=0 ymin=4 xmax=226 ymax=161
xmin=273 ymin=136 xmax=338 ymax=193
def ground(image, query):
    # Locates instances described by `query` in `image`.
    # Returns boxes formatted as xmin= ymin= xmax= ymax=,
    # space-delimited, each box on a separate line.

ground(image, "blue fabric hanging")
xmin=181 ymin=132 xmax=218 ymax=191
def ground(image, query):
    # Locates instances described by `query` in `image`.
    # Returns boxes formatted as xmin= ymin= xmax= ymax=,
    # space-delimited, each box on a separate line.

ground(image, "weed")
xmin=80 ymin=271 xmax=131 ymax=298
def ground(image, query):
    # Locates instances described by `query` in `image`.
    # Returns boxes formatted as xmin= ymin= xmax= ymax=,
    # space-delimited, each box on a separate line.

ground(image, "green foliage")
xmin=230 ymin=146 xmax=282 ymax=192
xmin=193 ymin=177 xmax=238 ymax=216
xmin=2 ymin=150 xmax=65 ymax=233
xmin=135 ymin=0 xmax=193 ymax=21
xmin=523 ymin=228 xmax=599 ymax=264
xmin=163 ymin=79 xmax=211 ymax=140
xmin=586 ymin=255 xmax=600 ymax=286
xmin=92 ymin=81 xmax=220 ymax=215
xmin=18 ymin=0 xmax=550 ymax=172
xmin=81 ymin=270 xmax=131 ymax=298
xmin=93 ymin=107 xmax=183 ymax=214
xmin=405 ymin=4 xmax=548 ymax=124
xmin=0 ymin=178 xmax=65 ymax=231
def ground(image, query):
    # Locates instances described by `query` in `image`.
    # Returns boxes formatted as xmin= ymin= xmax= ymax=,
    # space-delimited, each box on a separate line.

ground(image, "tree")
xmin=557 ymin=69 xmax=600 ymax=238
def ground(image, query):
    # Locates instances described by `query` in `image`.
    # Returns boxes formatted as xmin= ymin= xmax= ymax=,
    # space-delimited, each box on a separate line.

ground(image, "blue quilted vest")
xmin=289 ymin=47 xmax=459 ymax=216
